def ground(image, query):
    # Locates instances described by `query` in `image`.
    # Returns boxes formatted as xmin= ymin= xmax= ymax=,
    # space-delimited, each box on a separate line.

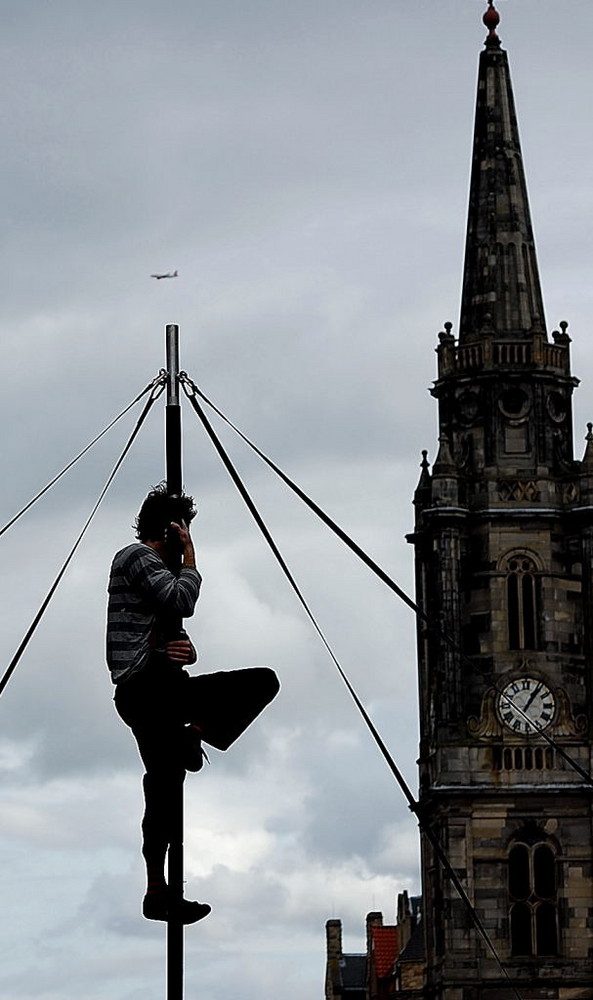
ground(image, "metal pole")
xmin=166 ymin=324 xmax=182 ymax=497
xmin=165 ymin=323 xmax=184 ymax=1000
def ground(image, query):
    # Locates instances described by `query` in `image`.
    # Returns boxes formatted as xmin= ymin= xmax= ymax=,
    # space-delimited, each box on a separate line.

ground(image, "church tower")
xmin=408 ymin=4 xmax=593 ymax=997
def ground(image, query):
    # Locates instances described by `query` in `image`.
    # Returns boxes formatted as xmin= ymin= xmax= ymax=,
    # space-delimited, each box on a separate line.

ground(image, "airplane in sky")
xmin=150 ymin=269 xmax=179 ymax=279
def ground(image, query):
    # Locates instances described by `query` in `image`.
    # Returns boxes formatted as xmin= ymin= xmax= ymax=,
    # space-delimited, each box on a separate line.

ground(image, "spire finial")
xmin=483 ymin=0 xmax=501 ymax=47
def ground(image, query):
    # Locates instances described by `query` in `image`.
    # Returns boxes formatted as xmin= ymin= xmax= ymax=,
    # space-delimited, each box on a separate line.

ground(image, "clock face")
xmin=497 ymin=677 xmax=556 ymax=734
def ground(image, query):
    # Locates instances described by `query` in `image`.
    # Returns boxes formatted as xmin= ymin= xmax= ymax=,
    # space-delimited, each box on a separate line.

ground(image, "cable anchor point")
xmin=179 ymin=371 xmax=198 ymax=397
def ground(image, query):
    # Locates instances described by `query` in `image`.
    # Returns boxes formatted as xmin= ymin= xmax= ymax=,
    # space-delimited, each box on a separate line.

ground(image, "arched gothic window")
xmin=506 ymin=555 xmax=538 ymax=650
xmin=509 ymin=836 xmax=558 ymax=957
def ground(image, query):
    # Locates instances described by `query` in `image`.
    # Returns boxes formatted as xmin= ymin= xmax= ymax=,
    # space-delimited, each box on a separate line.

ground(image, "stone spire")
xmin=458 ymin=1 xmax=546 ymax=342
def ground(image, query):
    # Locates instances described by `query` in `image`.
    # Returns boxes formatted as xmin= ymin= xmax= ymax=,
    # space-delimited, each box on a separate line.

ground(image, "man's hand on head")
xmin=169 ymin=520 xmax=196 ymax=569
xmin=169 ymin=519 xmax=190 ymax=547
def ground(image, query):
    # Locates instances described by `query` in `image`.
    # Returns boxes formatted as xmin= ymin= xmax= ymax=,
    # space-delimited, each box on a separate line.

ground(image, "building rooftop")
xmin=371 ymin=925 xmax=399 ymax=978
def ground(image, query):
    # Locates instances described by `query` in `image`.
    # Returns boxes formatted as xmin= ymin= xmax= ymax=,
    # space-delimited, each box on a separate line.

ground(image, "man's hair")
xmin=134 ymin=482 xmax=197 ymax=542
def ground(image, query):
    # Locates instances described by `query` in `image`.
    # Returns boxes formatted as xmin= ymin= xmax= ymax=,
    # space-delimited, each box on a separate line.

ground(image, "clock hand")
xmin=523 ymin=681 xmax=543 ymax=713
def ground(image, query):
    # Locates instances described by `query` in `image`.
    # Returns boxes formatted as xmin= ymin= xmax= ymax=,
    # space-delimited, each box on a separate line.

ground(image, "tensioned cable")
xmin=182 ymin=383 xmax=523 ymax=1000
xmin=0 ymin=377 xmax=166 ymax=699
xmin=180 ymin=375 xmax=593 ymax=789
xmin=181 ymin=375 xmax=428 ymax=624
xmin=0 ymin=372 xmax=166 ymax=540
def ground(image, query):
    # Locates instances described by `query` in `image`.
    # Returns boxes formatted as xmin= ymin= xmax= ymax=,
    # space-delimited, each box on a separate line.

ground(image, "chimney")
xmin=325 ymin=919 xmax=343 ymax=1000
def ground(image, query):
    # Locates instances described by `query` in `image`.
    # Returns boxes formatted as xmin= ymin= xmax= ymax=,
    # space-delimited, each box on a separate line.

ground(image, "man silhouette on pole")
xmin=106 ymin=483 xmax=279 ymax=922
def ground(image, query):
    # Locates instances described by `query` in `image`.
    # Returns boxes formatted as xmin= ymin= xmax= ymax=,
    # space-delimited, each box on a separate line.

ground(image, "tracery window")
xmin=506 ymin=555 xmax=538 ymax=650
xmin=509 ymin=835 xmax=558 ymax=957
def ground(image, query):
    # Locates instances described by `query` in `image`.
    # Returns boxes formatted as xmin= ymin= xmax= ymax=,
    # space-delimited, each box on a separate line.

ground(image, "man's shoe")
xmin=143 ymin=890 xmax=211 ymax=924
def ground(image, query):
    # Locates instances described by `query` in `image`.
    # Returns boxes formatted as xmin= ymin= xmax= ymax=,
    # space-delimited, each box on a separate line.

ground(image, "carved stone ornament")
xmin=498 ymin=480 xmax=540 ymax=502
xmin=455 ymin=388 xmax=481 ymax=426
xmin=562 ymin=481 xmax=579 ymax=505
xmin=467 ymin=687 xmax=501 ymax=738
xmin=552 ymin=687 xmax=587 ymax=737
xmin=546 ymin=390 xmax=568 ymax=424
xmin=498 ymin=386 xmax=530 ymax=421
xmin=458 ymin=434 xmax=474 ymax=474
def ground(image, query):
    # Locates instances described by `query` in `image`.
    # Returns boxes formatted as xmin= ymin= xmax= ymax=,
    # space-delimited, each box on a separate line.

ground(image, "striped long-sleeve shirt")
xmin=106 ymin=542 xmax=202 ymax=684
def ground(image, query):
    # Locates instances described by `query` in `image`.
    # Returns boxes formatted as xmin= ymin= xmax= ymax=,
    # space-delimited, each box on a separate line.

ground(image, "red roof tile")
xmin=371 ymin=926 xmax=398 ymax=978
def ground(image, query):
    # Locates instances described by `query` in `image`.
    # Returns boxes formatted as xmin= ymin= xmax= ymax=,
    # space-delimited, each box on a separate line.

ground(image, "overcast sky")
xmin=1 ymin=2 xmax=593 ymax=998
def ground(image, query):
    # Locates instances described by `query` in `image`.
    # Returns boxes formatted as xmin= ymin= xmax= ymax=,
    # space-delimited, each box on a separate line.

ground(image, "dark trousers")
xmin=114 ymin=659 xmax=279 ymax=867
